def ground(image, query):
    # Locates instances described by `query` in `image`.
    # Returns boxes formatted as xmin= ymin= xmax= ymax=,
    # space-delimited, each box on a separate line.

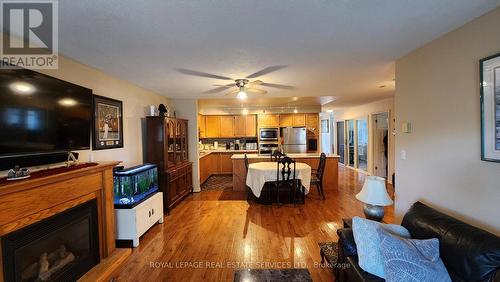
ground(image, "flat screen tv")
xmin=0 ymin=67 xmax=92 ymax=168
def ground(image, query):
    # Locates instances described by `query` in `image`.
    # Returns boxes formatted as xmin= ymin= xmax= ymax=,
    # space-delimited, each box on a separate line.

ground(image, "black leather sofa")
xmin=336 ymin=202 xmax=500 ymax=282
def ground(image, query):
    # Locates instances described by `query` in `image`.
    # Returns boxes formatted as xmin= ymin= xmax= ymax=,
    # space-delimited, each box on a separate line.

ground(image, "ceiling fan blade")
xmin=246 ymin=65 xmax=287 ymax=79
xmin=246 ymin=88 xmax=267 ymax=94
xmin=176 ymin=68 xmax=233 ymax=80
xmin=248 ymin=80 xmax=263 ymax=86
xmin=212 ymin=83 xmax=235 ymax=87
xmin=224 ymin=89 xmax=240 ymax=96
xmin=259 ymin=82 xmax=296 ymax=90
xmin=203 ymin=85 xmax=233 ymax=94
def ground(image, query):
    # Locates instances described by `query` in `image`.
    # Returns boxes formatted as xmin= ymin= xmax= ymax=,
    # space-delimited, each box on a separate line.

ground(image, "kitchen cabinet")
xmin=306 ymin=113 xmax=319 ymax=136
xmin=198 ymin=114 xmax=206 ymax=138
xmin=220 ymin=116 xmax=235 ymax=137
xmin=219 ymin=153 xmax=233 ymax=174
xmin=245 ymin=115 xmax=257 ymax=137
xmin=205 ymin=116 xmax=221 ymax=137
xmin=199 ymin=114 xmax=257 ymax=138
xmin=146 ymin=117 xmax=192 ymax=213
xmin=234 ymin=115 xmax=246 ymax=137
xmin=279 ymin=114 xmax=294 ymax=127
xmin=258 ymin=114 xmax=279 ymax=127
xmin=293 ymin=114 xmax=306 ymax=126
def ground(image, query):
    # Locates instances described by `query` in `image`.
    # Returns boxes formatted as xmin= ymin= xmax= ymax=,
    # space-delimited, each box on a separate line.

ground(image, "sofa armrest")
xmin=337 ymin=228 xmax=357 ymax=257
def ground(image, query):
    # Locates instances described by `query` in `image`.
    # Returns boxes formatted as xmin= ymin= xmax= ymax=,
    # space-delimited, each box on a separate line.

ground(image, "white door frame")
xmin=370 ymin=110 xmax=391 ymax=180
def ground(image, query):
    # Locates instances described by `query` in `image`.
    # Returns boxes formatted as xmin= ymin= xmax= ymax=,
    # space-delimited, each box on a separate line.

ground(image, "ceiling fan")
xmin=176 ymin=65 xmax=296 ymax=99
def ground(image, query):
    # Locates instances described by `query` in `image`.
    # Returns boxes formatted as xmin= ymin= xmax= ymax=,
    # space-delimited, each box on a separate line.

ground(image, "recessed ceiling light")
xmin=293 ymin=108 xmax=298 ymax=114
xmin=9 ymin=82 xmax=35 ymax=95
xmin=241 ymin=108 xmax=249 ymax=115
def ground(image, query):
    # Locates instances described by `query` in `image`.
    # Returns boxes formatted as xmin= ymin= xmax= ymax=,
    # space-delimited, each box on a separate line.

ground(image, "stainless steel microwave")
xmin=259 ymin=128 xmax=279 ymax=141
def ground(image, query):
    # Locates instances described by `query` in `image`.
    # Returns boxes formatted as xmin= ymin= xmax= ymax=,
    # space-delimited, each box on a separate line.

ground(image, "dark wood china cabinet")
xmin=146 ymin=117 xmax=192 ymax=213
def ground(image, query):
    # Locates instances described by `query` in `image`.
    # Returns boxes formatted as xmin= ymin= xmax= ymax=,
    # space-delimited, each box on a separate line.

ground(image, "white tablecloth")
xmin=245 ymin=162 xmax=312 ymax=198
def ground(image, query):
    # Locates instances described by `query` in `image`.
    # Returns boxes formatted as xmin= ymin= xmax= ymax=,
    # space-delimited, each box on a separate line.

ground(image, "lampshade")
xmin=356 ymin=176 xmax=393 ymax=206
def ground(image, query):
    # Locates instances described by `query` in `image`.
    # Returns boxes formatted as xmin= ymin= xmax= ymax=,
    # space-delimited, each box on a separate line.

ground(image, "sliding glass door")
xmin=357 ymin=119 xmax=368 ymax=171
xmin=336 ymin=121 xmax=345 ymax=164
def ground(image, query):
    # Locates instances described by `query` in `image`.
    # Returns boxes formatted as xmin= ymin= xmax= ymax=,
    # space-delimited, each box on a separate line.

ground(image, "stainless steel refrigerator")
xmin=282 ymin=127 xmax=307 ymax=153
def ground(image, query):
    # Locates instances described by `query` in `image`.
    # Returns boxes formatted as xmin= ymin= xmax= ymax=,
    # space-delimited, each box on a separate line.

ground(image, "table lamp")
xmin=355 ymin=176 xmax=393 ymax=221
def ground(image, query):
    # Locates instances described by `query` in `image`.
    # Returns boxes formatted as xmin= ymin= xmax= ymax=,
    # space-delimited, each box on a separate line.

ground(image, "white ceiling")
xmin=58 ymin=0 xmax=500 ymax=106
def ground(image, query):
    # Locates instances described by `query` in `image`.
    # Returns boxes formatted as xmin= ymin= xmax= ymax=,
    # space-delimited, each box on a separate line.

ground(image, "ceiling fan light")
xmin=236 ymin=89 xmax=247 ymax=100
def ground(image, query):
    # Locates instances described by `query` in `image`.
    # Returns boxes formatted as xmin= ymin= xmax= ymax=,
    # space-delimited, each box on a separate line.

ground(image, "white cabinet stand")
xmin=115 ymin=192 xmax=164 ymax=247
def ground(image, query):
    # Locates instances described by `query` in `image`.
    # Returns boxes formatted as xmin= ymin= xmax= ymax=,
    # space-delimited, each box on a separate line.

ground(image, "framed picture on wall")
xmin=92 ymin=95 xmax=124 ymax=150
xmin=480 ymin=53 xmax=500 ymax=162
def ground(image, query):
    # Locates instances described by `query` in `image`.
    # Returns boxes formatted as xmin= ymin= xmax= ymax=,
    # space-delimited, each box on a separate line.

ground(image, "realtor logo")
xmin=1 ymin=0 xmax=58 ymax=69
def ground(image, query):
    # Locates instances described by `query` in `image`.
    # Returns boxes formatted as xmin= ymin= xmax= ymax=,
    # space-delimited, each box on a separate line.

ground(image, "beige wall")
xmin=1 ymin=51 xmax=170 ymax=174
xmin=331 ymin=97 xmax=395 ymax=180
xmin=395 ymin=8 xmax=500 ymax=234
xmin=171 ymin=99 xmax=201 ymax=192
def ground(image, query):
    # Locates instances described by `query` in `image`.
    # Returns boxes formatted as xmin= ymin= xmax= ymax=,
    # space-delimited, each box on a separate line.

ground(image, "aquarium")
xmin=113 ymin=164 xmax=158 ymax=208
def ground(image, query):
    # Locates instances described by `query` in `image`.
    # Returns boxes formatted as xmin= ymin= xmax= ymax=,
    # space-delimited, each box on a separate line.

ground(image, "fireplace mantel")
xmin=0 ymin=161 xmax=125 ymax=281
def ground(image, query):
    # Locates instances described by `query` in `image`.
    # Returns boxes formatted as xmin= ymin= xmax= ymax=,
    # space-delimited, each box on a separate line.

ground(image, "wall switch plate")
xmin=400 ymin=150 xmax=407 ymax=160
xmin=402 ymin=122 xmax=412 ymax=133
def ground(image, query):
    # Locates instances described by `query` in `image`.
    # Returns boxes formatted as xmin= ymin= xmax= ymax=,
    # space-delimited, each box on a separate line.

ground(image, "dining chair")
xmin=270 ymin=150 xmax=286 ymax=162
xmin=310 ymin=152 xmax=326 ymax=200
xmin=276 ymin=156 xmax=302 ymax=207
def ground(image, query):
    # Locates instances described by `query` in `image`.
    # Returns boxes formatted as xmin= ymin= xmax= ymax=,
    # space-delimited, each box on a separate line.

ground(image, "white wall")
xmin=171 ymin=99 xmax=201 ymax=192
xmin=330 ymin=98 xmax=395 ymax=179
xmin=395 ymin=7 xmax=500 ymax=235
xmin=0 ymin=48 xmax=170 ymax=175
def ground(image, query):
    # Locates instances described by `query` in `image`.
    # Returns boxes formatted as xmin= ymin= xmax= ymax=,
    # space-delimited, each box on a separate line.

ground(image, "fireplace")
xmin=2 ymin=200 xmax=100 ymax=282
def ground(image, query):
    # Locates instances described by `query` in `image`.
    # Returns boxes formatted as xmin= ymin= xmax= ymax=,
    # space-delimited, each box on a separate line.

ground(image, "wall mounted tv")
xmin=0 ymin=67 xmax=92 ymax=170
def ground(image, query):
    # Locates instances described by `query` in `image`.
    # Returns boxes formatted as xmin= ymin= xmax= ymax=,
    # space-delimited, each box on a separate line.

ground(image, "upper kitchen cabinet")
xmin=219 ymin=116 xmax=235 ymax=137
xmin=205 ymin=116 xmax=221 ymax=138
xmin=245 ymin=115 xmax=257 ymax=137
xmin=234 ymin=115 xmax=246 ymax=137
xmin=306 ymin=113 xmax=319 ymax=135
xmin=293 ymin=114 xmax=306 ymax=127
xmin=257 ymin=114 xmax=279 ymax=127
xmin=198 ymin=114 xmax=206 ymax=138
xmin=279 ymin=114 xmax=294 ymax=127
xmin=198 ymin=114 xmax=257 ymax=138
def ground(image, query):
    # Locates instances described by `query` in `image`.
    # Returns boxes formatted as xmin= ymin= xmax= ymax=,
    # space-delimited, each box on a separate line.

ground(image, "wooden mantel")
xmin=0 ymin=161 xmax=124 ymax=281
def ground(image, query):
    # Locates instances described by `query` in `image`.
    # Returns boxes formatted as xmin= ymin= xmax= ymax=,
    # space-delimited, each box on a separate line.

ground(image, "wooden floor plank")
xmin=119 ymin=165 xmax=394 ymax=281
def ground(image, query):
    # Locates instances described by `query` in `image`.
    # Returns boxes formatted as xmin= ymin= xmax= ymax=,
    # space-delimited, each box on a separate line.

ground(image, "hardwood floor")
xmin=119 ymin=165 xmax=394 ymax=281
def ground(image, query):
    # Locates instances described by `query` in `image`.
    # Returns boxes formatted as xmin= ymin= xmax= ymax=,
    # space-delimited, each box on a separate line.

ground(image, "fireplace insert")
xmin=2 ymin=200 xmax=100 ymax=282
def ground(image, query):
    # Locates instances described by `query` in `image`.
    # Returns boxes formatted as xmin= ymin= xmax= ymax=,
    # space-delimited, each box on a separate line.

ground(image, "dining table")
xmin=245 ymin=161 xmax=312 ymax=198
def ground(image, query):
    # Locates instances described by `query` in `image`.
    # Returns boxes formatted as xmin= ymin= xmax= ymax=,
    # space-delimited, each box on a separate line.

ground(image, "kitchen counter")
xmin=199 ymin=149 xmax=258 ymax=159
xmin=231 ymin=153 xmax=339 ymax=192
xmin=231 ymin=153 xmax=339 ymax=159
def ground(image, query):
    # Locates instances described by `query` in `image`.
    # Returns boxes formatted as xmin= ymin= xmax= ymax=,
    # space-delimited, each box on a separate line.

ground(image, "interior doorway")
xmin=371 ymin=112 xmax=389 ymax=178
xmin=336 ymin=121 xmax=345 ymax=164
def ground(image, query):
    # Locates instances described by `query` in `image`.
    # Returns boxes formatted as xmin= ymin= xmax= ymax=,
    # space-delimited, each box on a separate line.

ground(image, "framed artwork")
xmin=92 ymin=95 xmax=123 ymax=150
xmin=480 ymin=53 xmax=500 ymax=162
xmin=321 ymin=119 xmax=329 ymax=133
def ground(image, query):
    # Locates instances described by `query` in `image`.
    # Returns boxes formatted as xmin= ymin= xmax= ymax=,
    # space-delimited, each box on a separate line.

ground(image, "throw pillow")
xmin=352 ymin=216 xmax=411 ymax=278
xmin=377 ymin=228 xmax=451 ymax=282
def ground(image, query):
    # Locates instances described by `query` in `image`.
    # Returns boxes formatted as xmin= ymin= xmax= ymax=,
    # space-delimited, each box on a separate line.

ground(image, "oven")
xmin=259 ymin=128 xmax=279 ymax=141
xmin=259 ymin=142 xmax=279 ymax=155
